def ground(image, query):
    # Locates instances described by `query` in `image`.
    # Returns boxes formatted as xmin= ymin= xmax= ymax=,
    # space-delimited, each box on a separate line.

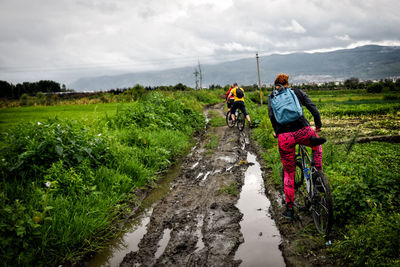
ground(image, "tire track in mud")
xmin=121 ymin=103 xmax=249 ymax=266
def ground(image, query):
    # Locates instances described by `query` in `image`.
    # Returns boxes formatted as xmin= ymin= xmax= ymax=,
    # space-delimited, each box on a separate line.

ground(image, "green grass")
xmin=217 ymin=182 xmax=238 ymax=196
xmin=0 ymin=103 xmax=119 ymax=133
xmin=208 ymin=110 xmax=226 ymax=127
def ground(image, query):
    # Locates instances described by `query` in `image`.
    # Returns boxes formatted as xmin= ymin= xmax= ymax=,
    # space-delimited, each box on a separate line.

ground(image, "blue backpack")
xmin=271 ymin=87 xmax=303 ymax=124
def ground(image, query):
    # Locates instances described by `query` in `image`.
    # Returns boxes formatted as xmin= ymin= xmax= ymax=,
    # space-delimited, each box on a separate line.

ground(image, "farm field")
xmin=1 ymin=87 xmax=399 ymax=266
xmin=0 ymin=103 xmax=120 ymax=133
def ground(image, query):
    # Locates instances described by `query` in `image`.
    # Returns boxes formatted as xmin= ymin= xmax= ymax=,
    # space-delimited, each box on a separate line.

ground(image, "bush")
xmin=332 ymin=208 xmax=400 ymax=266
xmin=366 ymin=83 xmax=383 ymax=93
xmin=1 ymin=119 xmax=110 ymax=182
xmin=110 ymin=92 xmax=204 ymax=134
xmin=326 ymin=142 xmax=400 ymax=225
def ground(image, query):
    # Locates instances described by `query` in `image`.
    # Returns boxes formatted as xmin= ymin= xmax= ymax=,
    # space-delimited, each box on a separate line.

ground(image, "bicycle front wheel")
xmin=311 ymin=171 xmax=333 ymax=235
xmin=237 ymin=112 xmax=245 ymax=131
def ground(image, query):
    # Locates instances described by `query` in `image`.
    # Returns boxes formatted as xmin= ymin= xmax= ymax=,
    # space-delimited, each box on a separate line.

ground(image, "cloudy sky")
xmin=1 ymin=0 xmax=400 ymax=85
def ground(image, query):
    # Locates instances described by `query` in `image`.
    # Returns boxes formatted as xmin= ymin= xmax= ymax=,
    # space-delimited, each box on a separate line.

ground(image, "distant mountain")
xmin=69 ymin=45 xmax=400 ymax=91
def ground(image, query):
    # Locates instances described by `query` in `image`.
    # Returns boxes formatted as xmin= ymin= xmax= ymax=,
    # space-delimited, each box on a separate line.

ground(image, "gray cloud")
xmin=0 ymin=0 xmax=399 ymax=84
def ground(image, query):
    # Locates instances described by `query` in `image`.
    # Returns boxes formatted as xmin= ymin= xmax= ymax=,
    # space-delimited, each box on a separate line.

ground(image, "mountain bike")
xmin=226 ymin=109 xmax=245 ymax=131
xmin=281 ymin=136 xmax=333 ymax=235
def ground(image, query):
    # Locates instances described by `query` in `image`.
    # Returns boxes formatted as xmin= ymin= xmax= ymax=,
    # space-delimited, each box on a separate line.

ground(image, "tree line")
xmin=295 ymin=77 xmax=400 ymax=92
xmin=2 ymin=77 xmax=399 ymax=100
xmin=0 ymin=80 xmax=69 ymax=99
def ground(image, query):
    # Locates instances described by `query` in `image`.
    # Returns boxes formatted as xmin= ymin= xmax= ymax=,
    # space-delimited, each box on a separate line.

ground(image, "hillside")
xmin=69 ymin=45 xmax=400 ymax=91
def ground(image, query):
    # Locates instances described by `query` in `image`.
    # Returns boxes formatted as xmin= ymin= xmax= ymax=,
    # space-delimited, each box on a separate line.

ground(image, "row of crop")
xmin=0 ymin=91 xmax=216 ymax=266
xmin=250 ymin=95 xmax=400 ymax=265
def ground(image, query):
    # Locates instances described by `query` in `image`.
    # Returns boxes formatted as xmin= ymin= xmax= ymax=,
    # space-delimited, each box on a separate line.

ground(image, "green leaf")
xmin=16 ymin=226 xmax=25 ymax=237
xmin=44 ymin=206 xmax=54 ymax=211
xmin=55 ymin=145 xmax=63 ymax=156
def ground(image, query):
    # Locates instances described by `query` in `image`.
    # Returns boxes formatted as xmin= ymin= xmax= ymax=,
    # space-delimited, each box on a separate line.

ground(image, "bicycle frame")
xmin=297 ymin=145 xmax=321 ymax=204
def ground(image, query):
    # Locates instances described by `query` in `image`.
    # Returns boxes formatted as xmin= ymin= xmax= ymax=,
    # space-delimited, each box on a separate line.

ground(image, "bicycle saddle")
xmin=309 ymin=136 xmax=326 ymax=146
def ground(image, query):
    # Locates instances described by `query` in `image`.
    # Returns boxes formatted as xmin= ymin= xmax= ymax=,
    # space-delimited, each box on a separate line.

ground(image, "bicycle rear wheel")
xmin=226 ymin=111 xmax=234 ymax=128
xmin=311 ymin=171 xmax=333 ymax=235
xmin=237 ymin=111 xmax=245 ymax=131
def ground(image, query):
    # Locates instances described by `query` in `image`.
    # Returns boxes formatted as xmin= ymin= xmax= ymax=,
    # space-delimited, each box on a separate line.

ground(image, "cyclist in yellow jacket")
xmin=227 ymin=83 xmax=251 ymax=126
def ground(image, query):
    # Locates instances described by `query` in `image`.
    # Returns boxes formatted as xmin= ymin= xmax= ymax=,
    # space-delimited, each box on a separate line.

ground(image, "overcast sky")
xmin=1 ymin=0 xmax=400 ymax=85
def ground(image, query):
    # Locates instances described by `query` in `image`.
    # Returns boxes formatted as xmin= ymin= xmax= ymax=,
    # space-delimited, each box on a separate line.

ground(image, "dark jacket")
xmin=267 ymin=87 xmax=322 ymax=135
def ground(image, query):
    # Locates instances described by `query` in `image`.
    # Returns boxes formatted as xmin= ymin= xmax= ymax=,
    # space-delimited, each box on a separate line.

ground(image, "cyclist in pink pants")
xmin=267 ymin=74 xmax=323 ymax=220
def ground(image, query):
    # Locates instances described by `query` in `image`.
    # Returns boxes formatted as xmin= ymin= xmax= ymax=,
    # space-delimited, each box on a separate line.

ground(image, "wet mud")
xmin=88 ymin=103 xmax=335 ymax=267
xmin=120 ymin=104 xmax=250 ymax=266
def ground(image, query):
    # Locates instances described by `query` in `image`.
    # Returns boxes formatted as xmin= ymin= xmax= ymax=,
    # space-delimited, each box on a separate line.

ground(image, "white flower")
xmin=45 ymin=182 xmax=51 ymax=188
xmin=97 ymin=133 xmax=102 ymax=136
xmin=37 ymin=122 xmax=41 ymax=125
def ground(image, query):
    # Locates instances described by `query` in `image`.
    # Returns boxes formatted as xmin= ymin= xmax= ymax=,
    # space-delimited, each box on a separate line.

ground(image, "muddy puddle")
xmin=88 ymin=161 xmax=183 ymax=267
xmin=234 ymin=152 xmax=285 ymax=266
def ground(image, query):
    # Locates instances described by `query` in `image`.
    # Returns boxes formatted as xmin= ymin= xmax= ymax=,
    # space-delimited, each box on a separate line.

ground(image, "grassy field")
xmin=0 ymin=103 xmax=120 ymax=133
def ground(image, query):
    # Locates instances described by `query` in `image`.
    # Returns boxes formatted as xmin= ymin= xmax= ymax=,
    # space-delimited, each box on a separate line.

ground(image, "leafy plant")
xmin=331 ymin=207 xmax=400 ymax=266
xmin=217 ymin=182 xmax=238 ymax=196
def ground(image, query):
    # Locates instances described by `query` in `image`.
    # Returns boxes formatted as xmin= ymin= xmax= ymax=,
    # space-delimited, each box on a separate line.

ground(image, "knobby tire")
xmin=237 ymin=112 xmax=245 ymax=131
xmin=311 ymin=171 xmax=333 ymax=235
xmin=226 ymin=111 xmax=235 ymax=128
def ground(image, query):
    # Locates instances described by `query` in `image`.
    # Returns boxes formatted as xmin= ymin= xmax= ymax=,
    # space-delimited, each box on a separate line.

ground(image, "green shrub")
xmin=0 ymin=119 xmax=110 ymax=182
xmin=110 ymin=92 xmax=204 ymax=134
xmin=383 ymin=93 xmax=400 ymax=100
xmin=124 ymin=84 xmax=147 ymax=101
xmin=332 ymin=208 xmax=400 ymax=266
xmin=366 ymin=83 xmax=383 ymax=93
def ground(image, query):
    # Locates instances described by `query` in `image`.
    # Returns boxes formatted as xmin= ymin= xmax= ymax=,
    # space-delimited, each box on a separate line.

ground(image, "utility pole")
xmin=198 ymin=60 xmax=203 ymax=89
xmin=194 ymin=69 xmax=199 ymax=89
xmin=256 ymin=52 xmax=262 ymax=105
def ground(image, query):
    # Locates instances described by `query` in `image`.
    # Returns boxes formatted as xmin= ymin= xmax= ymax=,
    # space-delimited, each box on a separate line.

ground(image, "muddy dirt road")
xmin=115 ymin=103 xmax=283 ymax=266
xmin=88 ymin=103 xmax=332 ymax=267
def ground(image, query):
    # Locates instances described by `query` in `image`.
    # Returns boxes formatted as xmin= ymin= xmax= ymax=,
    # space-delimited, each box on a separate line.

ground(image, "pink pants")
xmin=278 ymin=126 xmax=323 ymax=209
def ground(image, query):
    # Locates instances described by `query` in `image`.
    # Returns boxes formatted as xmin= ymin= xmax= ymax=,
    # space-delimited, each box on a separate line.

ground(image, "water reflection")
xmin=234 ymin=152 xmax=285 ymax=266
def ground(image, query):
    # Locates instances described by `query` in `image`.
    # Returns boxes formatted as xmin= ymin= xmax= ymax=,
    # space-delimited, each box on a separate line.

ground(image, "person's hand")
xmin=314 ymin=127 xmax=321 ymax=132
xmin=272 ymin=132 xmax=276 ymax=138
